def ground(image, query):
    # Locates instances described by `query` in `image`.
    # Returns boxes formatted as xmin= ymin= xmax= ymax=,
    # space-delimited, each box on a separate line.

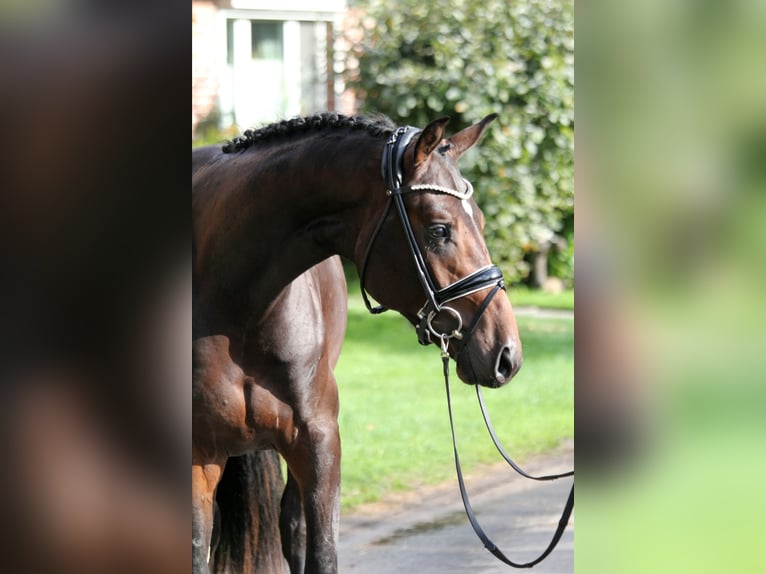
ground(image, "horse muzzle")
xmin=454 ymin=337 xmax=522 ymax=388
xmin=492 ymin=343 xmax=522 ymax=386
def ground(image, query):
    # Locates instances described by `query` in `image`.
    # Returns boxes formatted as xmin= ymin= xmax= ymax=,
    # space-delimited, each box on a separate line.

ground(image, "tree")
xmin=345 ymin=0 xmax=574 ymax=284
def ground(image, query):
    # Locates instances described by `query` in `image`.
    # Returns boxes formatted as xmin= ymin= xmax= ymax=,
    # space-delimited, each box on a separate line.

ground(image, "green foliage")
xmin=548 ymin=213 xmax=574 ymax=286
xmin=346 ymin=0 xmax=574 ymax=283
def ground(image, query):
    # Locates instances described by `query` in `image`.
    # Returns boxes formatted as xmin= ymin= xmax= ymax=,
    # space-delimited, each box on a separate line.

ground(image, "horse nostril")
xmin=495 ymin=346 xmax=516 ymax=383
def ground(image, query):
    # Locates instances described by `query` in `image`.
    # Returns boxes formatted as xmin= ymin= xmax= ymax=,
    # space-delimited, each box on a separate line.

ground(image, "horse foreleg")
xmin=283 ymin=420 xmax=341 ymax=574
xmin=192 ymin=458 xmax=225 ymax=574
xmin=280 ymin=469 xmax=306 ymax=573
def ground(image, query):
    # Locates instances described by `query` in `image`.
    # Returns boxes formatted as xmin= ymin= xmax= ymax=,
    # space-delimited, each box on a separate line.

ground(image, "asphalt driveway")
xmin=338 ymin=441 xmax=574 ymax=573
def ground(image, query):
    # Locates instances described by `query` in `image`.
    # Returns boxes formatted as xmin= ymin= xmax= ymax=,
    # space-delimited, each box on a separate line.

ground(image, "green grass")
xmin=335 ymin=290 xmax=574 ymax=510
xmin=506 ymin=285 xmax=574 ymax=310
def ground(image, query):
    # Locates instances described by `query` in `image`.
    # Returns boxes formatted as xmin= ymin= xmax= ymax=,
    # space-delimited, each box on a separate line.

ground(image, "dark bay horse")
xmin=193 ymin=146 xmax=347 ymax=574
xmin=192 ymin=113 xmax=521 ymax=574
xmin=203 ymin=256 xmax=346 ymax=574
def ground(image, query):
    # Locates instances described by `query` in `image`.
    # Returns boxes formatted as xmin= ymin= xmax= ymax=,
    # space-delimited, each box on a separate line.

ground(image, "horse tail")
xmin=212 ymin=449 xmax=288 ymax=574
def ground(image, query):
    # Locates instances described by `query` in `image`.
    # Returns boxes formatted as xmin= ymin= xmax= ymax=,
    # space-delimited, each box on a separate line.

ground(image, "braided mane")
xmin=222 ymin=112 xmax=397 ymax=153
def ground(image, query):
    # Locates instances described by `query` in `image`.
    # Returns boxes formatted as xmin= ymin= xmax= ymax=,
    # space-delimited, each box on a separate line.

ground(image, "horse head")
xmin=359 ymin=115 xmax=522 ymax=388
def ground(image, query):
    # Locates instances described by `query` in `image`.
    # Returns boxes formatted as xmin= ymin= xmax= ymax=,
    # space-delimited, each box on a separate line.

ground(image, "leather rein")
xmin=359 ymin=125 xmax=574 ymax=568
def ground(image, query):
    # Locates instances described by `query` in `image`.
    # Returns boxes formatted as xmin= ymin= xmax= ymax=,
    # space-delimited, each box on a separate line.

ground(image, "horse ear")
xmin=448 ymin=113 xmax=498 ymax=159
xmin=414 ymin=116 xmax=450 ymax=166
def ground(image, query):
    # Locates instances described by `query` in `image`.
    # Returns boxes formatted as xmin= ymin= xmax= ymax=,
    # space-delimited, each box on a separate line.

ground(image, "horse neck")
xmin=193 ymin=132 xmax=385 ymax=323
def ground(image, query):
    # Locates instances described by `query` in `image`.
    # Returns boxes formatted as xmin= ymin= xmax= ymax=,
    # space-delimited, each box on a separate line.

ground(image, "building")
xmin=192 ymin=0 xmax=348 ymax=137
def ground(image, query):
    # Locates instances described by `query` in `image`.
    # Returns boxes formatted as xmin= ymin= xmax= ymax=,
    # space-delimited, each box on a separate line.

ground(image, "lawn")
xmin=335 ymin=288 xmax=574 ymax=510
xmin=506 ymin=285 xmax=574 ymax=310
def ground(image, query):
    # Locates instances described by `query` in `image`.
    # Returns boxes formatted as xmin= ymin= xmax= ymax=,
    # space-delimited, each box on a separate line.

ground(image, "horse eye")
xmin=428 ymin=224 xmax=450 ymax=240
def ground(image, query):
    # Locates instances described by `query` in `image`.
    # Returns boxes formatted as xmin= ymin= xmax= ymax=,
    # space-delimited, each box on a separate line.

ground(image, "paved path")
xmin=338 ymin=441 xmax=574 ymax=573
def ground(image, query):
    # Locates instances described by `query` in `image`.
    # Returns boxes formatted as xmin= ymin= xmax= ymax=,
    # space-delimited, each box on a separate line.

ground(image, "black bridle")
xmin=359 ymin=125 xmax=574 ymax=568
xmin=360 ymin=126 xmax=506 ymax=352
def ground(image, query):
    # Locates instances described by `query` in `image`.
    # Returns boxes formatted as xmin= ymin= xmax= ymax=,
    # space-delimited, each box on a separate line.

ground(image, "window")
xmin=251 ymin=21 xmax=283 ymax=60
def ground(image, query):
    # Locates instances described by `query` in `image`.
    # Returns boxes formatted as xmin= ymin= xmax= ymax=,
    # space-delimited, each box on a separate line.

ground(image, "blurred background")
xmin=576 ymin=1 xmax=766 ymax=572
xmin=1 ymin=1 xmax=188 ymax=572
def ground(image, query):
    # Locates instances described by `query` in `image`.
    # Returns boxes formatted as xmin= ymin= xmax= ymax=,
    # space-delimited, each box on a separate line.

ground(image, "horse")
xmin=206 ymin=249 xmax=346 ymax=574
xmin=192 ymin=112 xmax=522 ymax=574
xmin=194 ymin=146 xmax=347 ymax=573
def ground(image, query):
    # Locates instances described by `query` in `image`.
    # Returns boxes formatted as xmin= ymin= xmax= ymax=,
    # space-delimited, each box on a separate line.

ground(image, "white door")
xmin=222 ymin=19 xmax=289 ymax=129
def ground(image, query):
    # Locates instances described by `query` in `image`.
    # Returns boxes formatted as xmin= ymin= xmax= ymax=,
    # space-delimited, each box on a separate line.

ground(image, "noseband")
xmin=360 ymin=126 xmax=506 ymax=353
